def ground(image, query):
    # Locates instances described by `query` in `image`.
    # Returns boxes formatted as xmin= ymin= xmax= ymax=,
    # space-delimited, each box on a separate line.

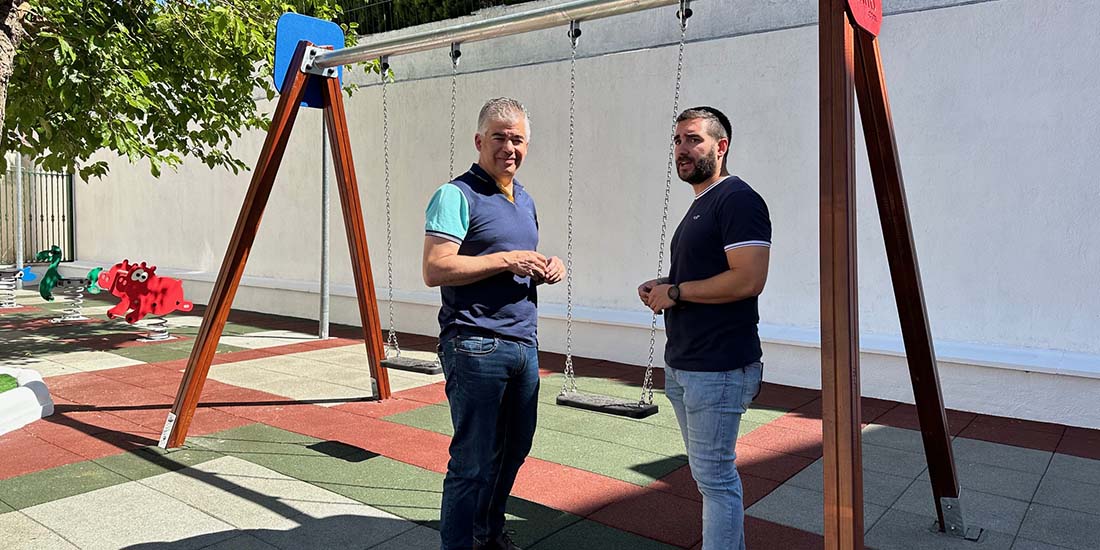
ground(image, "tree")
xmin=0 ymin=0 xmax=374 ymax=179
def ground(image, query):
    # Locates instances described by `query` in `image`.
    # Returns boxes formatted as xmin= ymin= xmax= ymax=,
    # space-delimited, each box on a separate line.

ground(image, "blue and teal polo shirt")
xmin=425 ymin=163 xmax=540 ymax=346
xmin=665 ymin=176 xmax=772 ymax=371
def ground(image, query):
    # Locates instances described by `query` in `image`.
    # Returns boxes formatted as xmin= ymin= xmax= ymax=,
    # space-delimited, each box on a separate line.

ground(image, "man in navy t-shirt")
xmin=639 ymin=107 xmax=771 ymax=550
xmin=423 ymin=97 xmax=564 ymax=550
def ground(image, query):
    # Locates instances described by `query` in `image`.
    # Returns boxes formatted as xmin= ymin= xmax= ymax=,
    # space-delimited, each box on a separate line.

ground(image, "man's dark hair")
xmin=677 ymin=106 xmax=732 ymax=169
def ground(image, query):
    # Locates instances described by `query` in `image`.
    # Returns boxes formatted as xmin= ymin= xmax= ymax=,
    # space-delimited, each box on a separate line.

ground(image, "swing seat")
xmin=381 ymin=352 xmax=443 ymax=375
xmin=556 ymin=391 xmax=658 ymax=419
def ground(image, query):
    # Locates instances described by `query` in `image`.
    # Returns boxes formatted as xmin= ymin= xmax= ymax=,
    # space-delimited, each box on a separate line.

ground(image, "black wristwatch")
xmin=667 ymin=284 xmax=681 ymax=303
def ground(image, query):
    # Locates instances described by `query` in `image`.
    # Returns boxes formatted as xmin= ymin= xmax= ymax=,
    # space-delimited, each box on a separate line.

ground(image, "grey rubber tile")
xmin=746 ymin=483 xmax=887 ymax=535
xmin=369 ymin=525 xmax=440 ymax=549
xmin=892 ymin=481 xmax=1029 ymax=535
xmin=920 ymin=459 xmax=1042 ymax=501
xmin=865 ymin=509 xmax=1015 ymax=550
xmin=1017 ymin=503 xmax=1100 ymax=550
xmin=950 ymin=437 xmax=1052 ymax=475
xmin=785 ymin=458 xmax=914 ymax=507
xmin=1032 ymin=473 xmax=1100 ymax=515
xmin=1046 ymin=453 xmax=1100 ymax=486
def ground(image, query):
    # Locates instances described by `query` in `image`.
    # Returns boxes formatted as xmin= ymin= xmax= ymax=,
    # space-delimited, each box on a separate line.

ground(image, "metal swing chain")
xmin=449 ymin=43 xmax=461 ymax=178
xmin=381 ymin=59 xmax=401 ymax=359
xmin=560 ymin=21 xmax=582 ymax=396
xmin=640 ymin=2 xmax=691 ymax=406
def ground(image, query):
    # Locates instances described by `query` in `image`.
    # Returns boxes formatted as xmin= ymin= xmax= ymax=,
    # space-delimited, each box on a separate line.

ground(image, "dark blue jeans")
xmin=438 ymin=334 xmax=540 ymax=550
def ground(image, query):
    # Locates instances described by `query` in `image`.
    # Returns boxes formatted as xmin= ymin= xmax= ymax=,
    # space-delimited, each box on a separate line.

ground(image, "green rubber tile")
xmin=312 ymin=456 xmax=446 ymax=525
xmin=494 ymin=497 xmax=584 ymax=547
xmin=190 ymin=423 xmax=344 ymax=459
xmin=386 ymin=401 xmax=685 ymax=485
xmin=93 ymin=445 xmax=224 ymax=481
xmin=110 ymin=340 xmax=246 ymax=363
xmin=534 ymin=399 xmax=686 ymax=458
xmin=529 ymin=518 xmax=679 ymax=550
xmin=540 ymin=375 xmax=683 ymax=431
xmin=0 ymin=460 xmax=129 ymax=510
xmin=0 ymin=499 xmax=12 ymax=514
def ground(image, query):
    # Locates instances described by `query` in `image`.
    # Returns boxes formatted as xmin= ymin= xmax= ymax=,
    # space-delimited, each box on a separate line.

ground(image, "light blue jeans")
xmin=664 ymin=362 xmax=763 ymax=550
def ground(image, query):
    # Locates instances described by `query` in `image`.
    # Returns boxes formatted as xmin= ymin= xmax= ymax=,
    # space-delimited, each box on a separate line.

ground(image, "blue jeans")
xmin=664 ymin=362 xmax=763 ymax=550
xmin=438 ymin=334 xmax=540 ymax=550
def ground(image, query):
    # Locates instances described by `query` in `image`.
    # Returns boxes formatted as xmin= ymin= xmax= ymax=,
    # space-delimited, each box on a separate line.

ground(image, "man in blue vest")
xmin=638 ymin=106 xmax=771 ymax=550
xmin=423 ymin=97 xmax=565 ymax=550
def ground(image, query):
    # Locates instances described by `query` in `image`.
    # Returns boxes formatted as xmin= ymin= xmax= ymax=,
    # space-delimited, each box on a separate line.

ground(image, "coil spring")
xmin=51 ymin=282 xmax=88 ymax=323
xmin=137 ymin=316 xmax=173 ymax=342
xmin=0 ymin=271 xmax=18 ymax=309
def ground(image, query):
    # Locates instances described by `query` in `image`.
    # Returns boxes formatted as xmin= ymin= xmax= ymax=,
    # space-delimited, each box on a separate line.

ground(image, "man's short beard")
xmin=680 ymin=146 xmax=718 ymax=185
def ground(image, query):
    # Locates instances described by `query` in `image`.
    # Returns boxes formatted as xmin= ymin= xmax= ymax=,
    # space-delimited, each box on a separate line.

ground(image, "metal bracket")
xmin=568 ymin=21 xmax=581 ymax=45
xmin=677 ymin=0 xmax=693 ymax=22
xmin=449 ymin=42 xmax=461 ymax=67
xmin=933 ymin=495 xmax=984 ymax=541
xmin=301 ymin=46 xmax=339 ymax=78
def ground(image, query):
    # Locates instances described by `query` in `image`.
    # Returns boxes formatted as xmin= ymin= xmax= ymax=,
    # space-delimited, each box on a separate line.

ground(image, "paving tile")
xmin=0 ymin=459 xmax=130 ymax=509
xmin=1046 ymin=452 xmax=1100 ymax=486
xmin=38 ymin=350 xmax=145 ymax=371
xmin=209 ymin=362 xmax=373 ymax=405
xmin=785 ymin=458 xmax=914 ymax=507
xmin=950 ymin=436 xmax=1053 ymax=474
xmin=893 ymin=481 xmax=1029 ymax=535
xmin=369 ymin=525 xmax=440 ymax=550
xmin=0 ymin=511 xmax=79 ymax=549
xmin=219 ymin=330 xmax=319 ymax=349
xmin=919 ymin=458 xmax=1042 ymax=501
xmin=528 ymin=518 xmax=679 ymax=550
xmin=22 ymin=481 xmax=235 ymax=550
xmin=746 ymin=483 xmax=887 ymax=535
xmin=1018 ymin=503 xmax=1100 ymax=550
xmin=865 ymin=509 xmax=1016 ymax=549
xmin=1032 ymin=474 xmax=1100 ymax=516
xmin=745 ymin=516 xmax=824 ymax=549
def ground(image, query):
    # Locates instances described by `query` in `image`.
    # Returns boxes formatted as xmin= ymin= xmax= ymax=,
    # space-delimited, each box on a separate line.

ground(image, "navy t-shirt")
xmin=424 ymin=163 xmax=540 ymax=346
xmin=664 ymin=176 xmax=771 ymax=371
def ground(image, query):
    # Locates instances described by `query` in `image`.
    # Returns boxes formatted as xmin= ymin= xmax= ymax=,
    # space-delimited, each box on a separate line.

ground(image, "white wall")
xmin=71 ymin=0 xmax=1100 ymax=427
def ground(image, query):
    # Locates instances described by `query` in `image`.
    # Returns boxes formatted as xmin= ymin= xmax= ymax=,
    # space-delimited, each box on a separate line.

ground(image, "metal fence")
xmin=0 ymin=162 xmax=75 ymax=265
xmin=337 ymin=0 xmax=534 ymax=35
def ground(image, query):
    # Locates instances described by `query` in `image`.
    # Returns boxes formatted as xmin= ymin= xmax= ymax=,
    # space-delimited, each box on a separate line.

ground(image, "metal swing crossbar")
xmin=555 ymin=6 xmax=691 ymax=420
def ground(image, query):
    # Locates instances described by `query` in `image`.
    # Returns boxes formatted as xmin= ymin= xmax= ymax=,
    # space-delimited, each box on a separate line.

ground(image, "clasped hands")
xmin=505 ymin=251 xmax=565 ymax=285
xmin=637 ymin=278 xmax=676 ymax=313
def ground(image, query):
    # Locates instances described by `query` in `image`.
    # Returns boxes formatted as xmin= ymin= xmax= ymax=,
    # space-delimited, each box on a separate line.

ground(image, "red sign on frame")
xmin=847 ymin=0 xmax=883 ymax=36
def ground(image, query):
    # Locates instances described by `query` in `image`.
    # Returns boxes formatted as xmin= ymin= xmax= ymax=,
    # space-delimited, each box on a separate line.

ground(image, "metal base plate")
xmin=556 ymin=391 xmax=658 ymax=419
xmin=381 ymin=355 xmax=443 ymax=375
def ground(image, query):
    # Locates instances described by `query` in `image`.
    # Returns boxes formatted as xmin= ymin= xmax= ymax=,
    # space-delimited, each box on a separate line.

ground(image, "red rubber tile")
xmin=873 ymin=403 xmax=976 ymax=436
xmin=1056 ymin=433 xmax=1100 ymax=460
xmin=392 ymin=381 xmax=448 ymax=404
xmin=0 ymin=305 xmax=40 ymax=314
xmin=26 ymin=420 xmax=151 ymax=460
xmin=0 ymin=430 xmax=86 ymax=479
xmin=210 ymin=348 xmax=276 ymax=365
xmin=742 ymin=473 xmax=782 ymax=508
xmin=746 ymin=516 xmax=824 ymax=550
xmin=959 ymin=422 xmax=1062 ymax=452
xmin=334 ymin=397 xmax=434 ymax=419
xmin=588 ymin=486 xmax=703 ymax=548
xmin=753 ymin=383 xmax=819 ymax=411
xmin=967 ymin=414 xmax=1066 ymax=435
xmin=739 ymin=424 xmax=823 ymax=460
xmin=93 ymin=364 xmax=183 ymax=389
xmin=513 ymin=458 xmax=646 ymax=517
xmin=735 ymin=443 xmax=816 ymax=483
xmin=648 ymin=464 xmax=700 ymax=502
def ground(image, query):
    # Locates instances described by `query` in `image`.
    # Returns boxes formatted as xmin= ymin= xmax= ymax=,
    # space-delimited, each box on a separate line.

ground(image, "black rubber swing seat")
xmin=380 ymin=355 xmax=444 ymax=375
xmin=556 ymin=391 xmax=659 ymax=419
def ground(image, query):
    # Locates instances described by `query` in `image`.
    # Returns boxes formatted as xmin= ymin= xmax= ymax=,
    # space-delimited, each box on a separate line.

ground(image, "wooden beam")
xmin=163 ymin=41 xmax=314 ymax=449
xmin=820 ymin=1 xmax=864 ymax=548
xmin=853 ymin=30 xmax=960 ymax=530
xmin=322 ymin=75 xmax=392 ymax=399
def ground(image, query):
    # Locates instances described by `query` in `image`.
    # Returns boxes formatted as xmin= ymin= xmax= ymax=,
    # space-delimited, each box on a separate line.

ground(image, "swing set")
xmin=160 ymin=0 xmax=982 ymax=546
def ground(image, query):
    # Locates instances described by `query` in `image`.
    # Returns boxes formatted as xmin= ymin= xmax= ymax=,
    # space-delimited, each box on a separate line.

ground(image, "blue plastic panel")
xmin=274 ymin=13 xmax=345 ymax=109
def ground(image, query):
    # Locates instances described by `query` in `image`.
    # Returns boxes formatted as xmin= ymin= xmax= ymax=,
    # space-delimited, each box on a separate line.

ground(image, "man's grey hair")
xmin=477 ymin=97 xmax=531 ymax=138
